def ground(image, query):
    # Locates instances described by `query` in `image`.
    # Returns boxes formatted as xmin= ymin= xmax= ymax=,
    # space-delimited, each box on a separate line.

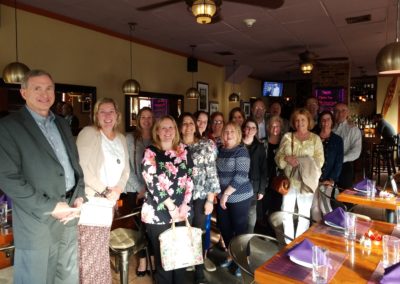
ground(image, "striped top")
xmin=216 ymin=144 xmax=253 ymax=203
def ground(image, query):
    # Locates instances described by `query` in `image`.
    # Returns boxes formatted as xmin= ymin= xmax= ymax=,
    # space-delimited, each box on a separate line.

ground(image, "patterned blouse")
xmin=187 ymin=139 xmax=221 ymax=200
xmin=275 ymin=132 xmax=324 ymax=189
xmin=141 ymin=144 xmax=194 ymax=225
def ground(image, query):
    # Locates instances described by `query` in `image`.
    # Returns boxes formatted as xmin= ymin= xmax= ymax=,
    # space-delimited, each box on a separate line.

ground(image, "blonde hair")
xmin=222 ymin=121 xmax=242 ymax=146
xmin=267 ymin=115 xmax=283 ymax=132
xmin=93 ymin=98 xmax=122 ymax=131
xmin=290 ymin=108 xmax=314 ymax=131
xmin=134 ymin=107 xmax=154 ymax=140
xmin=152 ymin=116 xmax=180 ymax=151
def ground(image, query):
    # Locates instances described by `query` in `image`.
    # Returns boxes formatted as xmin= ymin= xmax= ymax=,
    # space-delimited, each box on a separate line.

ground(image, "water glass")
xmin=382 ymin=235 xmax=400 ymax=268
xmin=0 ymin=201 xmax=7 ymax=227
xmin=312 ymin=246 xmax=329 ymax=284
xmin=344 ymin=212 xmax=356 ymax=240
xmin=366 ymin=179 xmax=376 ymax=199
xmin=396 ymin=205 xmax=400 ymax=228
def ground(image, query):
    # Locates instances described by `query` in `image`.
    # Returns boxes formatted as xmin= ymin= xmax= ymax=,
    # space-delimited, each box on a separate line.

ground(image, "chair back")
xmin=229 ymin=234 xmax=279 ymax=284
xmin=268 ymin=211 xmax=312 ymax=247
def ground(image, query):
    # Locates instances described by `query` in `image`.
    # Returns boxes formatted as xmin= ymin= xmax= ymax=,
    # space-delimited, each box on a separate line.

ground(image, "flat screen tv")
xmin=262 ymin=81 xmax=283 ymax=97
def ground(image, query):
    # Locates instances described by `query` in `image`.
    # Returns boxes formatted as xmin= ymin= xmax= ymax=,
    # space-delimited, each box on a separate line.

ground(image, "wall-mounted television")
xmin=262 ymin=81 xmax=283 ymax=97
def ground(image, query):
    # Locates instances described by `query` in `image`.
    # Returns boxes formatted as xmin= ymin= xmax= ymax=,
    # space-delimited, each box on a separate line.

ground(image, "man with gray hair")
xmin=0 ymin=70 xmax=85 ymax=283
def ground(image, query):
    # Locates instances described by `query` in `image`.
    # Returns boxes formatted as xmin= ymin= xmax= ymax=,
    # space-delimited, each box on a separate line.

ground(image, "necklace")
xmin=101 ymin=131 xmax=122 ymax=164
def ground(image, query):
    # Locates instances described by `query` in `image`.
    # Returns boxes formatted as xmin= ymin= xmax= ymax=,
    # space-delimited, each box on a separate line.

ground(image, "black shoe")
xmin=136 ymin=269 xmax=146 ymax=277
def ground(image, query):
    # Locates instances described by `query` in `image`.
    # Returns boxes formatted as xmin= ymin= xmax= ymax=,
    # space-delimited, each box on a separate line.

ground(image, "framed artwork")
xmin=209 ymin=101 xmax=219 ymax=115
xmin=242 ymin=101 xmax=251 ymax=118
xmin=81 ymin=100 xmax=91 ymax=113
xmin=197 ymin=82 xmax=209 ymax=112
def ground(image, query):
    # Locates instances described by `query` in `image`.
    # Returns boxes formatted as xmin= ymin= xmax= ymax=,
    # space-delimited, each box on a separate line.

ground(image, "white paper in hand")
xmin=78 ymin=197 xmax=115 ymax=227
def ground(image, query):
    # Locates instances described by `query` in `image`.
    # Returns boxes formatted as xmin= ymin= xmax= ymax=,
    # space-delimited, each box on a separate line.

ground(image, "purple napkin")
xmin=381 ymin=262 xmax=400 ymax=284
xmin=323 ymin=207 xmax=345 ymax=228
xmin=286 ymin=239 xmax=314 ymax=264
xmin=354 ymin=178 xmax=368 ymax=191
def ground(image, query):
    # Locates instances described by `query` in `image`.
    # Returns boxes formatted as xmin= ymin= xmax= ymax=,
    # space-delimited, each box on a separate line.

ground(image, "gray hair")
xmin=21 ymin=70 xmax=54 ymax=89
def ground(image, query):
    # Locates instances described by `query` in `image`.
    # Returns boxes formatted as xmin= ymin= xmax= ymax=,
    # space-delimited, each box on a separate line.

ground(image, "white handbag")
xmin=159 ymin=219 xmax=204 ymax=271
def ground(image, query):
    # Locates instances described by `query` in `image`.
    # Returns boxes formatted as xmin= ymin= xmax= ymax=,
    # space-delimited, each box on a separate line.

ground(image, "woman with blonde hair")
xmin=216 ymin=122 xmax=253 ymax=277
xmin=141 ymin=115 xmax=194 ymax=284
xmin=76 ymin=97 xmax=130 ymax=283
xmin=275 ymin=108 xmax=324 ymax=243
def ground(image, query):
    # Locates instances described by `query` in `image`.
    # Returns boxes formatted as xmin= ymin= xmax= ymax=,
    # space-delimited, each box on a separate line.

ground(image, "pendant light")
xmin=2 ymin=0 xmax=30 ymax=84
xmin=191 ymin=0 xmax=217 ymax=24
xmin=122 ymin=23 xmax=141 ymax=95
xmin=376 ymin=0 xmax=400 ymax=74
xmin=228 ymin=60 xmax=240 ymax=102
xmin=186 ymin=45 xmax=200 ymax=99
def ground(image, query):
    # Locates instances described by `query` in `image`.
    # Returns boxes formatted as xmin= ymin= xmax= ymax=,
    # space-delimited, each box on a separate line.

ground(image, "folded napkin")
xmin=323 ymin=207 xmax=346 ymax=228
xmin=381 ymin=262 xmax=400 ymax=284
xmin=286 ymin=239 xmax=314 ymax=265
xmin=353 ymin=178 xmax=368 ymax=191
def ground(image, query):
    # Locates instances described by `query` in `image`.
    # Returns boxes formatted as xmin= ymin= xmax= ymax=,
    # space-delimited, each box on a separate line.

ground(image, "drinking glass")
xmin=396 ymin=205 xmax=400 ymax=228
xmin=0 ymin=201 xmax=8 ymax=228
xmin=344 ymin=212 xmax=356 ymax=240
xmin=366 ymin=179 xmax=376 ymax=199
xmin=382 ymin=235 xmax=400 ymax=268
xmin=312 ymin=246 xmax=329 ymax=284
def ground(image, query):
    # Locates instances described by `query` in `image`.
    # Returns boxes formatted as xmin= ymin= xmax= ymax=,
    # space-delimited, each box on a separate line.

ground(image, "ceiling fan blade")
xmin=137 ymin=0 xmax=182 ymax=11
xmin=225 ymin=0 xmax=284 ymax=9
xmin=318 ymin=57 xmax=349 ymax=62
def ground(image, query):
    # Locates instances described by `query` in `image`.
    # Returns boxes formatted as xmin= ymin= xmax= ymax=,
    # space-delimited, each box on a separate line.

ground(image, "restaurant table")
xmin=254 ymin=219 xmax=398 ymax=284
xmin=336 ymin=189 xmax=400 ymax=223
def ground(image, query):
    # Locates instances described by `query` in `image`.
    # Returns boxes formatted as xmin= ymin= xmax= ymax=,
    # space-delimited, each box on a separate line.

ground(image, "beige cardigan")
xmin=76 ymin=126 xmax=130 ymax=197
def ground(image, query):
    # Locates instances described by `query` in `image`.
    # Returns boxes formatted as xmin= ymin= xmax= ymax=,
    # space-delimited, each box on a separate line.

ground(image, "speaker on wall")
xmin=187 ymin=56 xmax=198 ymax=72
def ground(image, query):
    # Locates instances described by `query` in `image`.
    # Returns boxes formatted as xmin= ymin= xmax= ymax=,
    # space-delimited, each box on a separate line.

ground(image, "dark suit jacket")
xmin=0 ymin=107 xmax=85 ymax=249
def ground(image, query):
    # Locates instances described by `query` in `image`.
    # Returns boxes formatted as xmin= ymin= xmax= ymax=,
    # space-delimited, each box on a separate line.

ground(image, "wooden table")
xmin=337 ymin=189 xmax=400 ymax=222
xmin=255 ymin=220 xmax=396 ymax=284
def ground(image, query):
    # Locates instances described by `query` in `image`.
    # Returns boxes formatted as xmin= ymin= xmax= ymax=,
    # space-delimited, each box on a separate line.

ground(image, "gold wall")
xmin=0 ymin=4 xmax=261 ymax=131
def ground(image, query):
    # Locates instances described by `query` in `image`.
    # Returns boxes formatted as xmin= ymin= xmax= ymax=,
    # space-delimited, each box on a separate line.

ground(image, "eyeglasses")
xmin=213 ymin=120 xmax=223 ymax=125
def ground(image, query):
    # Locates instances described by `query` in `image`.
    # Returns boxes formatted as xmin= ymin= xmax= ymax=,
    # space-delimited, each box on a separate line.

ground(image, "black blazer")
xmin=245 ymin=139 xmax=268 ymax=196
xmin=0 ymin=107 xmax=85 ymax=249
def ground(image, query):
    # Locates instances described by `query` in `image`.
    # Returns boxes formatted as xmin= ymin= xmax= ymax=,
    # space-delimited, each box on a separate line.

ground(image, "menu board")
xmin=314 ymin=87 xmax=345 ymax=112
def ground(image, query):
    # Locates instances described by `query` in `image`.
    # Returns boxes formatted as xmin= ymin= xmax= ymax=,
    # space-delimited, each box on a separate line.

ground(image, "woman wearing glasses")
xmin=242 ymin=118 xmax=267 ymax=233
xmin=209 ymin=112 xmax=224 ymax=147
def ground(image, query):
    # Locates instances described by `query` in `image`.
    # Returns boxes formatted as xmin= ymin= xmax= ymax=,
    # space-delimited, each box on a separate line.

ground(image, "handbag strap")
xmin=291 ymin=132 xmax=294 ymax=155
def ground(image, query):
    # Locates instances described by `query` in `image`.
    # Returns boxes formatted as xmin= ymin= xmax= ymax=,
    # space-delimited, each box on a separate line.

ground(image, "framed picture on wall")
xmin=241 ymin=101 xmax=251 ymax=118
xmin=81 ymin=100 xmax=91 ymax=113
xmin=209 ymin=101 xmax=219 ymax=115
xmin=197 ymin=82 xmax=209 ymax=112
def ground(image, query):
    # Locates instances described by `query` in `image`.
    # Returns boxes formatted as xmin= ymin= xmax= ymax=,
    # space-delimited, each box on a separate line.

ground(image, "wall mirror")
xmin=125 ymin=91 xmax=183 ymax=132
xmin=0 ymin=80 xmax=96 ymax=135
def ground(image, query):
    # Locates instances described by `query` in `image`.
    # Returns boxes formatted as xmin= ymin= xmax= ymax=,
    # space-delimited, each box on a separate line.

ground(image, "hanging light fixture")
xmin=2 ymin=0 xmax=30 ymax=84
xmin=191 ymin=0 xmax=217 ymax=24
xmin=229 ymin=60 xmax=240 ymax=102
xmin=300 ymin=62 xmax=314 ymax=74
xmin=376 ymin=0 xmax=400 ymax=74
xmin=186 ymin=45 xmax=200 ymax=99
xmin=122 ymin=23 xmax=141 ymax=95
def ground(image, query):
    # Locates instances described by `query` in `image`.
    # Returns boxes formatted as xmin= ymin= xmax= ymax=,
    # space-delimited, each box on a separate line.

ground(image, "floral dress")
xmin=141 ymin=143 xmax=194 ymax=225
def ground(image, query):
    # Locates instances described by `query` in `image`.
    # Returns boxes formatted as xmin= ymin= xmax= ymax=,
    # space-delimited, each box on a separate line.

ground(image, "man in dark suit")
xmin=0 ymin=70 xmax=85 ymax=283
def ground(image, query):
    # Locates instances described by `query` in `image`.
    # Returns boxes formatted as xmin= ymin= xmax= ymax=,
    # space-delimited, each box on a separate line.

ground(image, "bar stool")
xmin=109 ymin=209 xmax=153 ymax=284
xmin=371 ymin=140 xmax=397 ymax=184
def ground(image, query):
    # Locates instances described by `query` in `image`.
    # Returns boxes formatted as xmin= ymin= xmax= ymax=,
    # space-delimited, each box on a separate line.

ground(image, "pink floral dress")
xmin=141 ymin=143 xmax=194 ymax=225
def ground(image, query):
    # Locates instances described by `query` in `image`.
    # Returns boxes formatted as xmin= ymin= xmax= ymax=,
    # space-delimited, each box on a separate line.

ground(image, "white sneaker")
xmin=204 ymin=258 xmax=216 ymax=272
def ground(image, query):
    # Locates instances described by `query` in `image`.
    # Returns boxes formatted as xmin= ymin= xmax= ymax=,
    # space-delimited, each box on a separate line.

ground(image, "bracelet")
xmin=168 ymin=205 xmax=177 ymax=211
xmin=206 ymin=199 xmax=214 ymax=205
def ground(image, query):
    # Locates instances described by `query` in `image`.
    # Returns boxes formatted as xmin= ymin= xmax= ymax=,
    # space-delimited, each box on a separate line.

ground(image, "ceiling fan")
xmin=272 ymin=49 xmax=349 ymax=74
xmin=137 ymin=0 xmax=285 ymax=24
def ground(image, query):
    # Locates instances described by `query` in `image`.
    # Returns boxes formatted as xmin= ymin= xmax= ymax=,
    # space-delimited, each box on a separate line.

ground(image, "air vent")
xmin=215 ymin=51 xmax=234 ymax=56
xmin=345 ymin=14 xmax=371 ymax=24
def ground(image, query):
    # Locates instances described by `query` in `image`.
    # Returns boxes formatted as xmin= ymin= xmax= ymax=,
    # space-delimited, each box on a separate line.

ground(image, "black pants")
xmin=146 ymin=222 xmax=186 ymax=284
xmin=216 ymin=198 xmax=251 ymax=247
xmin=192 ymin=199 xmax=207 ymax=280
xmin=337 ymin=162 xmax=354 ymax=190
